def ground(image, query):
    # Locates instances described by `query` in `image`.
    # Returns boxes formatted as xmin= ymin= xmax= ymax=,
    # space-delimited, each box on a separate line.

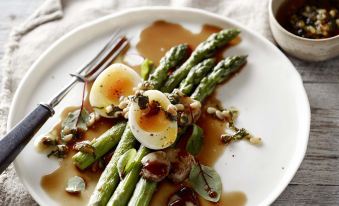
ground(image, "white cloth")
xmin=0 ymin=0 xmax=330 ymax=205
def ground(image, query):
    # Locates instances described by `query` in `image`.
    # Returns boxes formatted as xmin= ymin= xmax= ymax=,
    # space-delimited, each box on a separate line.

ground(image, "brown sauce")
xmin=150 ymin=93 xmax=246 ymax=206
xmin=40 ymin=83 xmax=116 ymax=205
xmin=151 ymin=181 xmax=246 ymax=206
xmin=143 ymin=161 xmax=170 ymax=177
xmin=196 ymin=94 xmax=227 ymax=166
xmin=41 ymin=20 xmax=245 ymax=206
xmin=199 ymin=191 xmax=246 ymax=206
xmin=137 ymin=20 xmax=240 ymax=65
xmin=41 ymin=153 xmax=100 ymax=206
xmin=276 ymin=0 xmax=307 ymax=27
xmin=168 ymin=186 xmax=200 ymax=206
xmin=276 ymin=0 xmax=339 ymax=39
xmin=41 ymin=113 xmax=114 ymax=205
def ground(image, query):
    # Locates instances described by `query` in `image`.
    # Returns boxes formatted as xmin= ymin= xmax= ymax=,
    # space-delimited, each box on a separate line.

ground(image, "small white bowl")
xmin=269 ymin=0 xmax=339 ymax=61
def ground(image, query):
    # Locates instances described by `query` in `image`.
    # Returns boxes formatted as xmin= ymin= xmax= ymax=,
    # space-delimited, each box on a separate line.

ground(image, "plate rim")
xmin=7 ymin=6 xmax=311 ymax=206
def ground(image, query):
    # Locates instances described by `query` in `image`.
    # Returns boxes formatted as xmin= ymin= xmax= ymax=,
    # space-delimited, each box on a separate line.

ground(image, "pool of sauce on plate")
xmin=40 ymin=83 xmax=116 ymax=206
xmin=41 ymin=20 xmax=245 ymax=206
xmin=196 ymin=94 xmax=230 ymax=166
xmin=137 ymin=20 xmax=241 ymax=65
xmin=40 ymin=117 xmax=115 ymax=206
xmin=41 ymin=153 xmax=100 ymax=206
xmin=151 ymin=181 xmax=246 ymax=206
xmin=139 ymin=22 xmax=244 ymax=204
xmin=150 ymin=93 xmax=246 ymax=206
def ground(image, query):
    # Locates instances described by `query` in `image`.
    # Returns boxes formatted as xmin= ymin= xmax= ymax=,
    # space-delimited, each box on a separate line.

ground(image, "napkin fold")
xmin=0 ymin=0 xmax=272 ymax=205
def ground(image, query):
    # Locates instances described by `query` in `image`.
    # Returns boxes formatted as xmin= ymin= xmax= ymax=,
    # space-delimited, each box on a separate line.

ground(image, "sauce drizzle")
xmin=41 ymin=20 xmax=246 ymax=206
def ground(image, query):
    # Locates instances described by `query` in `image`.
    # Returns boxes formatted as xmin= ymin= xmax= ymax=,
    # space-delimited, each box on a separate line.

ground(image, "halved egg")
xmin=89 ymin=63 xmax=142 ymax=117
xmin=129 ymin=90 xmax=178 ymax=150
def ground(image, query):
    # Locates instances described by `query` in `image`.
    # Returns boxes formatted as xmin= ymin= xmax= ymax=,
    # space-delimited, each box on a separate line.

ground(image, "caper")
xmin=297 ymin=20 xmax=305 ymax=28
xmin=329 ymin=9 xmax=337 ymax=18
xmin=284 ymin=2 xmax=338 ymax=39
xmin=307 ymin=26 xmax=316 ymax=34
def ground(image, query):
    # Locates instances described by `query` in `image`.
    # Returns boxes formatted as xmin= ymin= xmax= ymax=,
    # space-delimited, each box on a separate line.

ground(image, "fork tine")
xmin=84 ymin=36 xmax=128 ymax=79
xmin=47 ymin=30 xmax=128 ymax=108
xmin=79 ymin=28 xmax=122 ymax=75
xmin=87 ymin=40 xmax=129 ymax=81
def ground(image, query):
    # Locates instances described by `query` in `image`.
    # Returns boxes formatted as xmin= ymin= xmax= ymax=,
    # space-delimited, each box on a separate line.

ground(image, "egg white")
xmin=89 ymin=63 xmax=141 ymax=117
xmin=129 ymin=90 xmax=178 ymax=150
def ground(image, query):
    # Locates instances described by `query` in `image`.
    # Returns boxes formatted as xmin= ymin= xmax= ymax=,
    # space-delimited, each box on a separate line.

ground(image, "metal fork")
xmin=0 ymin=32 xmax=129 ymax=173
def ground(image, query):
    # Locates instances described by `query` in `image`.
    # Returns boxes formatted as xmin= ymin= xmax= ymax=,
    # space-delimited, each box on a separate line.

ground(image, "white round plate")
xmin=8 ymin=7 xmax=310 ymax=206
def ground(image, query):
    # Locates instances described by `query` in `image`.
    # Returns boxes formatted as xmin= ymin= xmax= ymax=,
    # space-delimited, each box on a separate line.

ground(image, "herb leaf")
xmin=137 ymin=95 xmax=149 ymax=110
xmin=65 ymin=176 xmax=86 ymax=193
xmin=186 ymin=124 xmax=203 ymax=155
xmin=78 ymin=109 xmax=90 ymax=131
xmin=141 ymin=59 xmax=154 ymax=80
xmin=117 ymin=148 xmax=137 ymax=179
xmin=61 ymin=108 xmax=90 ymax=139
xmin=189 ymin=163 xmax=222 ymax=202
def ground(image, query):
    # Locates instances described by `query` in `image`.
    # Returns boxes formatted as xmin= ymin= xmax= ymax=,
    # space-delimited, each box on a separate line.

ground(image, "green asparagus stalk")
xmin=191 ymin=55 xmax=247 ymax=102
xmin=162 ymin=29 xmax=240 ymax=93
xmin=148 ymin=44 xmax=189 ymax=89
xmin=72 ymin=122 xmax=126 ymax=170
xmin=178 ymin=58 xmax=216 ymax=95
xmin=107 ymin=146 xmax=150 ymax=206
xmin=127 ymin=179 xmax=157 ymax=206
xmin=105 ymin=45 xmax=201 ymax=206
xmin=127 ymin=55 xmax=247 ymax=206
xmin=88 ymin=44 xmax=188 ymax=206
xmin=88 ymin=126 xmax=137 ymax=206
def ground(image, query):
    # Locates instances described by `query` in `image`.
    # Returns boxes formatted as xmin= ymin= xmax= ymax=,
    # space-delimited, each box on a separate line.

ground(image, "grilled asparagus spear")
xmin=126 ymin=55 xmax=247 ymax=206
xmin=178 ymin=58 xmax=216 ymax=95
xmin=72 ymin=122 xmax=126 ymax=170
xmin=88 ymin=44 xmax=189 ymax=206
xmin=148 ymin=44 xmax=189 ymax=89
xmin=127 ymin=179 xmax=156 ymax=206
xmin=191 ymin=55 xmax=247 ymax=102
xmin=162 ymin=29 xmax=240 ymax=93
xmin=88 ymin=126 xmax=137 ymax=206
xmin=107 ymin=146 xmax=150 ymax=206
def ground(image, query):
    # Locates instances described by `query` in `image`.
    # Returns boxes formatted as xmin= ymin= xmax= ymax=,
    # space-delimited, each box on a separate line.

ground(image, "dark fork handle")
xmin=0 ymin=104 xmax=53 ymax=173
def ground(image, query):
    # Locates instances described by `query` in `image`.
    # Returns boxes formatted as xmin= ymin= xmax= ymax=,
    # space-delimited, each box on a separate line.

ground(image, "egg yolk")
xmin=100 ymin=70 xmax=135 ymax=102
xmin=164 ymin=127 xmax=177 ymax=144
xmin=136 ymin=109 xmax=171 ymax=133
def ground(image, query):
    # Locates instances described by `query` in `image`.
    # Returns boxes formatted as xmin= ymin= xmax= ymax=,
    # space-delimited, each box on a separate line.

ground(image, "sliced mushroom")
xmin=166 ymin=148 xmax=194 ymax=183
xmin=140 ymin=151 xmax=170 ymax=182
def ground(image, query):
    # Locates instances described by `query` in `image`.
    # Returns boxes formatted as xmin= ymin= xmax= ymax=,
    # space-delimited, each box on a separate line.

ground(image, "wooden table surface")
xmin=0 ymin=1 xmax=338 ymax=205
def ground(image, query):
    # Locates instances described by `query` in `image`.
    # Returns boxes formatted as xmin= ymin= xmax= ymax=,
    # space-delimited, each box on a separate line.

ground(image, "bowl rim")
xmin=268 ymin=0 xmax=339 ymax=42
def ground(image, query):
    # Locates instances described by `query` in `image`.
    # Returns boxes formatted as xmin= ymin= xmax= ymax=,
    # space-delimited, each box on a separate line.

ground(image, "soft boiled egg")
xmin=90 ymin=63 xmax=142 ymax=117
xmin=129 ymin=90 xmax=178 ymax=150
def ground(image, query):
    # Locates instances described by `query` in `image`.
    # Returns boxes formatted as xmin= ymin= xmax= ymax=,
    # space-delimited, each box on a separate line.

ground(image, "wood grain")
xmin=274 ymin=184 xmax=339 ymax=206
xmin=0 ymin=1 xmax=338 ymax=205
xmin=290 ymin=55 xmax=339 ymax=83
xmin=272 ymin=57 xmax=339 ymax=205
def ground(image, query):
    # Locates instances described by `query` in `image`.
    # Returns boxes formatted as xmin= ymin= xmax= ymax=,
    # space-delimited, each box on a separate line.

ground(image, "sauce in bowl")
xmin=276 ymin=0 xmax=339 ymax=39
